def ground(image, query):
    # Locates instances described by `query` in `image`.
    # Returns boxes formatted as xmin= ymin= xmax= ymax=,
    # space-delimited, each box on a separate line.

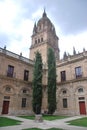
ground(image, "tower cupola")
xmin=30 ymin=10 xmax=60 ymax=62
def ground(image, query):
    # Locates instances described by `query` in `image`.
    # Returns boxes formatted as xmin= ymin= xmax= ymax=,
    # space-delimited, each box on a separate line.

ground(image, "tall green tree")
xmin=47 ymin=48 xmax=56 ymax=114
xmin=32 ymin=51 xmax=43 ymax=114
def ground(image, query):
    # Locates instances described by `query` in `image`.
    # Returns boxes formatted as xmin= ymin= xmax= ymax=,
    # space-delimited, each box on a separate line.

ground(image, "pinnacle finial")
xmin=73 ymin=46 xmax=76 ymax=55
xmin=34 ymin=22 xmax=36 ymax=27
xmin=33 ymin=21 xmax=37 ymax=34
xmin=42 ymin=7 xmax=47 ymax=17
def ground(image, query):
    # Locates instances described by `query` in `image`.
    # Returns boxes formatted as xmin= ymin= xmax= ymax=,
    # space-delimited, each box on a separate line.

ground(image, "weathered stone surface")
xmin=35 ymin=114 xmax=43 ymax=122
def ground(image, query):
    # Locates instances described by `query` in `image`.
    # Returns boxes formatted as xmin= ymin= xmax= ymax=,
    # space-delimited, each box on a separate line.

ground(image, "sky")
xmin=0 ymin=0 xmax=87 ymax=59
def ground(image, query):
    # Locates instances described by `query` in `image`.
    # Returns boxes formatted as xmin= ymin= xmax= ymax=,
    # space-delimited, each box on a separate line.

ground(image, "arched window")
xmin=62 ymin=90 xmax=67 ymax=94
xmin=5 ymin=87 xmax=11 ymax=92
xmin=23 ymin=89 xmax=27 ymax=94
xmin=78 ymin=88 xmax=83 ymax=93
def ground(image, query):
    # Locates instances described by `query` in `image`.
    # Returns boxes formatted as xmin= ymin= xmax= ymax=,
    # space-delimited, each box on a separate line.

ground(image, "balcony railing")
xmin=75 ymin=74 xmax=82 ymax=79
xmin=59 ymin=73 xmax=84 ymax=83
xmin=7 ymin=71 xmax=16 ymax=78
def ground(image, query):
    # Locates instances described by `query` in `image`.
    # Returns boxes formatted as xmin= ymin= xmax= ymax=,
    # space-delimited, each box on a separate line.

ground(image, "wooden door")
xmin=2 ymin=101 xmax=9 ymax=114
xmin=79 ymin=101 xmax=86 ymax=115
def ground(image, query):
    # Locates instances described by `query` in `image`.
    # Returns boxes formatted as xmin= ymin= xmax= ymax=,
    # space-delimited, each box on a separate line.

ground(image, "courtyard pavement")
xmin=0 ymin=115 xmax=87 ymax=130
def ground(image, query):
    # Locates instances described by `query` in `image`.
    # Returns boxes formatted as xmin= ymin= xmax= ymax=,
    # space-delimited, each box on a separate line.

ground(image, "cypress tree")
xmin=47 ymin=48 xmax=56 ymax=114
xmin=32 ymin=51 xmax=43 ymax=114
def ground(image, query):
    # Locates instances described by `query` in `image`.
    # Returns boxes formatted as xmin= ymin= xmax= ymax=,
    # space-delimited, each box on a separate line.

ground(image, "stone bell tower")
xmin=29 ymin=10 xmax=60 ymax=64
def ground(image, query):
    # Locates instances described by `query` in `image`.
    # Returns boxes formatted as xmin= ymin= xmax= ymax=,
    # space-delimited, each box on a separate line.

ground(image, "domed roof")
xmin=32 ymin=9 xmax=56 ymax=35
xmin=37 ymin=9 xmax=52 ymax=27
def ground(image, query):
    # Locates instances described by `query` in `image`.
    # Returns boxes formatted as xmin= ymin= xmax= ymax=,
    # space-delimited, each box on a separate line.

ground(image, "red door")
xmin=2 ymin=101 xmax=9 ymax=114
xmin=79 ymin=102 xmax=86 ymax=115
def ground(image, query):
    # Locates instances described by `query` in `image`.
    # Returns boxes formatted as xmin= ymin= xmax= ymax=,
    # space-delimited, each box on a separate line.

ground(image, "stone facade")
xmin=0 ymin=10 xmax=87 ymax=115
xmin=0 ymin=48 xmax=33 ymax=115
xmin=56 ymin=53 xmax=87 ymax=115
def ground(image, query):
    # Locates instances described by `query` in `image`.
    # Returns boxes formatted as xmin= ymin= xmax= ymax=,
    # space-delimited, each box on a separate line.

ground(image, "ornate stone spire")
xmin=42 ymin=8 xmax=47 ymax=18
xmin=33 ymin=22 xmax=37 ymax=34
xmin=73 ymin=46 xmax=76 ymax=55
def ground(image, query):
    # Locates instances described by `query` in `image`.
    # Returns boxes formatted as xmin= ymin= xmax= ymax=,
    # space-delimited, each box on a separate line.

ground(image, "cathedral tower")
xmin=29 ymin=10 xmax=60 ymax=64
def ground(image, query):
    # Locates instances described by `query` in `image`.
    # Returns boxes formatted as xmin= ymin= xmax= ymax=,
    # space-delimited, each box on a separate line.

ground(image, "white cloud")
xmin=8 ymin=18 xmax=34 ymax=58
xmin=32 ymin=8 xmax=43 ymax=20
xmin=59 ymin=31 xmax=87 ymax=58
xmin=0 ymin=0 xmax=20 ymax=33
xmin=0 ymin=0 xmax=34 ymax=58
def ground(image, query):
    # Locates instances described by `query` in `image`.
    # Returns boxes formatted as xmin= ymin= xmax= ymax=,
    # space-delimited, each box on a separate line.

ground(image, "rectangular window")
xmin=38 ymin=39 xmax=40 ymax=43
xmin=75 ymin=66 xmax=82 ymax=78
xmin=24 ymin=70 xmax=29 ymax=81
xmin=63 ymin=98 xmax=67 ymax=108
xmin=7 ymin=65 xmax=14 ymax=77
xmin=61 ymin=71 xmax=66 ymax=81
xmin=78 ymin=97 xmax=85 ymax=100
xmin=21 ymin=98 xmax=26 ymax=108
xmin=35 ymin=39 xmax=37 ymax=44
xmin=41 ymin=37 xmax=43 ymax=42
xmin=4 ymin=96 xmax=10 ymax=99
